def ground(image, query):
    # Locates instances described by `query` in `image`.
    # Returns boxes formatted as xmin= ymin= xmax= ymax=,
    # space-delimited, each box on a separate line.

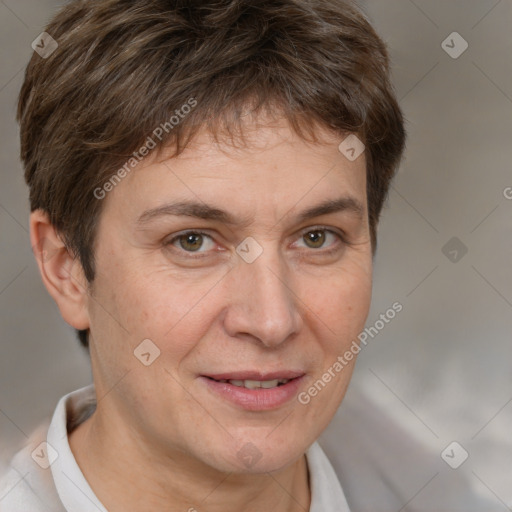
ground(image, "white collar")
xmin=47 ymin=385 xmax=107 ymax=512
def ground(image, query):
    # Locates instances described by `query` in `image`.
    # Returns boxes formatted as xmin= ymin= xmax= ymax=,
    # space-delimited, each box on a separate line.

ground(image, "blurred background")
xmin=1 ymin=0 xmax=511 ymax=510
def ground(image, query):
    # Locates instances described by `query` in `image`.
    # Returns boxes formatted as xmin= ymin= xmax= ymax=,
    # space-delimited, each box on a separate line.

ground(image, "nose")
xmin=222 ymin=246 xmax=303 ymax=348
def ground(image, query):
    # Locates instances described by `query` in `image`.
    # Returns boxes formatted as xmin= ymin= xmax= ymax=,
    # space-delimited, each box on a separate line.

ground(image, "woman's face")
xmin=84 ymin=117 xmax=373 ymax=473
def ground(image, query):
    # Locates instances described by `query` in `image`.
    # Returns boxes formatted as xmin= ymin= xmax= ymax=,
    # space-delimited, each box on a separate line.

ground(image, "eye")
xmin=165 ymin=226 xmax=346 ymax=260
xmin=167 ymin=231 xmax=216 ymax=253
xmin=295 ymin=227 xmax=344 ymax=251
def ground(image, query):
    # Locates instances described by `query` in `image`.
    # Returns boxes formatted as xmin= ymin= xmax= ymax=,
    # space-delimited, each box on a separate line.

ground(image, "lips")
xmin=203 ymin=371 xmax=305 ymax=381
xmin=200 ymin=372 xmax=306 ymax=410
xmin=203 ymin=371 xmax=305 ymax=390
xmin=206 ymin=377 xmax=292 ymax=389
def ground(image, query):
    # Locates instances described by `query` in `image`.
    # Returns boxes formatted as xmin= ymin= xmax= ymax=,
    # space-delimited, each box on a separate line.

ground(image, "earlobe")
xmin=30 ymin=209 xmax=90 ymax=330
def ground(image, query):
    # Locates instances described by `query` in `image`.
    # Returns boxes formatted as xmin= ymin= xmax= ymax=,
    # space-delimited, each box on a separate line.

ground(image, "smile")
xmin=200 ymin=373 xmax=305 ymax=411
xmin=211 ymin=378 xmax=291 ymax=389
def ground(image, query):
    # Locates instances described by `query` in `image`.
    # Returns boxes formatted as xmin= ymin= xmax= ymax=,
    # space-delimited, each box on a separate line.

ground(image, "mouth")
xmin=200 ymin=371 xmax=306 ymax=411
xmin=204 ymin=376 xmax=294 ymax=389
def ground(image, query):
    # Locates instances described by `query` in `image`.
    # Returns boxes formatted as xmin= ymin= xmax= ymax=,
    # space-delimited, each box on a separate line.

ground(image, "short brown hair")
xmin=18 ymin=0 xmax=406 ymax=349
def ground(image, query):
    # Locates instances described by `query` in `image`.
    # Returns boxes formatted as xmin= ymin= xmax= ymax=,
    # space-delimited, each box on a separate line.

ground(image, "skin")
xmin=31 ymin=115 xmax=373 ymax=512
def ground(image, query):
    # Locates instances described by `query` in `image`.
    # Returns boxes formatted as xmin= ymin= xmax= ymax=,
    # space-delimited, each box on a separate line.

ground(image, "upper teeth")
xmin=217 ymin=379 xmax=290 ymax=389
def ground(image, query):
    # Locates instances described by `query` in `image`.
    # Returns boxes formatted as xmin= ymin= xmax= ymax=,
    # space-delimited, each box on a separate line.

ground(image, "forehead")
xmin=99 ymin=117 xmax=368 ymax=225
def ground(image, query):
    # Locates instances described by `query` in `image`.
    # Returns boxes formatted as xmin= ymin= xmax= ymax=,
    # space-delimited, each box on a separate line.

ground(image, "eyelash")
xmin=165 ymin=226 xmax=347 ymax=259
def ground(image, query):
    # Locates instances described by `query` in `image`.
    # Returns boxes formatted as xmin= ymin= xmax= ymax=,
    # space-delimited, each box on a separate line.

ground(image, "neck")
xmin=68 ymin=408 xmax=311 ymax=512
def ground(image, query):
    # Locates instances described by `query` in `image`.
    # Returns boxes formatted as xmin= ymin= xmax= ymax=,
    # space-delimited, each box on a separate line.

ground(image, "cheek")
xmin=102 ymin=266 xmax=222 ymax=356
xmin=305 ymin=262 xmax=372 ymax=344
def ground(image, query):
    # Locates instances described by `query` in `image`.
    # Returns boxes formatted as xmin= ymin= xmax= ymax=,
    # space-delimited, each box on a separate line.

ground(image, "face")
xmin=85 ymin=116 xmax=373 ymax=474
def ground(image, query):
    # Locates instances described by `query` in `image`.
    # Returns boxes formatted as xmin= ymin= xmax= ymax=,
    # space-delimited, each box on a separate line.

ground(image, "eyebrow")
xmin=136 ymin=196 xmax=365 ymax=227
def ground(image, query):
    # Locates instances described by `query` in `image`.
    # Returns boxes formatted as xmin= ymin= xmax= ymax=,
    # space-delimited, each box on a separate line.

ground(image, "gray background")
xmin=1 ymin=0 xmax=511 ymax=510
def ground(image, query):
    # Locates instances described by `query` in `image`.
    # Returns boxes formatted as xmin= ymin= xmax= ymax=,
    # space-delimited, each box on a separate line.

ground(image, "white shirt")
xmin=0 ymin=385 xmax=350 ymax=512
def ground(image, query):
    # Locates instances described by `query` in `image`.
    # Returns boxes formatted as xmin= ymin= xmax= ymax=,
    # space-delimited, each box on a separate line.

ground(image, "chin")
xmin=201 ymin=434 xmax=307 ymax=475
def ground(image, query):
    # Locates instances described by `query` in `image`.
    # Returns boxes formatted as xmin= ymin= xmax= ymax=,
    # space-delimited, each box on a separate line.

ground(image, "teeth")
xmin=260 ymin=380 xmax=280 ymax=389
xmin=226 ymin=379 xmax=290 ymax=389
xmin=244 ymin=379 xmax=262 ymax=389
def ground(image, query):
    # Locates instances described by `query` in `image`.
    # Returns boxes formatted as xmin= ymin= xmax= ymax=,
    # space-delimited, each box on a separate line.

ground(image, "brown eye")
xmin=164 ymin=230 xmax=220 ymax=260
xmin=167 ymin=231 xmax=215 ymax=253
xmin=177 ymin=232 xmax=205 ymax=252
xmin=303 ymin=230 xmax=326 ymax=249
xmin=295 ymin=227 xmax=345 ymax=254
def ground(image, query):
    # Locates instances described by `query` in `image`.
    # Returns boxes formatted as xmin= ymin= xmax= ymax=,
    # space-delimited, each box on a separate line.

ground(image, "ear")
xmin=30 ymin=209 xmax=90 ymax=331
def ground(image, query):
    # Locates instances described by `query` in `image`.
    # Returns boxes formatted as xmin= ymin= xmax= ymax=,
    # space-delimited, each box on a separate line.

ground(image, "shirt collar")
xmin=306 ymin=440 xmax=351 ymax=511
xmin=47 ymin=385 xmax=107 ymax=512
